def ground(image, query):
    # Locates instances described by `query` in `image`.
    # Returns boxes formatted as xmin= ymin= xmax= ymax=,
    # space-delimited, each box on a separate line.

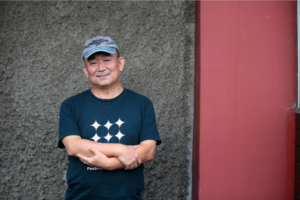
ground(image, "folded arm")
xmin=76 ymin=139 xmax=157 ymax=171
xmin=62 ymin=135 xmax=140 ymax=169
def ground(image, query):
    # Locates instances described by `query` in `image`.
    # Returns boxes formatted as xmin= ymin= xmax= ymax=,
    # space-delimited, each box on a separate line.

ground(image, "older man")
xmin=58 ymin=36 xmax=161 ymax=200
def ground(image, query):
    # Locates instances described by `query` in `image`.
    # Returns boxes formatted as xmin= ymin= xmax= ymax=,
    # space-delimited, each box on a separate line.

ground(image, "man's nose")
xmin=97 ymin=62 xmax=106 ymax=71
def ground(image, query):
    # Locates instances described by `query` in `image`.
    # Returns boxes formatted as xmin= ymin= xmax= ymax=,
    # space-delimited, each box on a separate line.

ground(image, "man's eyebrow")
xmin=87 ymin=55 xmax=96 ymax=61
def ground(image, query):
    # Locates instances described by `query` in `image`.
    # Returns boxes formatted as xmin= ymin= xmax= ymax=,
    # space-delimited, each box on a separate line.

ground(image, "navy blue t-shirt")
xmin=58 ymin=88 xmax=161 ymax=200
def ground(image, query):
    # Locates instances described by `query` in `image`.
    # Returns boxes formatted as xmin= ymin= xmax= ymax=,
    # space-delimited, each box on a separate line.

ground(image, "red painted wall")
xmin=194 ymin=1 xmax=296 ymax=199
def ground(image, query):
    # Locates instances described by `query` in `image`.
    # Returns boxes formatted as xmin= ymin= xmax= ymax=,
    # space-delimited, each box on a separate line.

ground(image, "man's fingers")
xmin=77 ymin=153 xmax=93 ymax=166
xmin=137 ymin=157 xmax=142 ymax=165
xmin=77 ymin=154 xmax=89 ymax=162
xmin=117 ymin=145 xmax=141 ymax=169
xmin=133 ymin=161 xmax=138 ymax=169
xmin=125 ymin=160 xmax=139 ymax=170
xmin=88 ymin=147 xmax=97 ymax=155
xmin=124 ymin=163 xmax=131 ymax=170
xmin=77 ymin=153 xmax=86 ymax=160
xmin=79 ymin=159 xmax=89 ymax=165
xmin=125 ymin=164 xmax=133 ymax=170
xmin=132 ymin=161 xmax=138 ymax=169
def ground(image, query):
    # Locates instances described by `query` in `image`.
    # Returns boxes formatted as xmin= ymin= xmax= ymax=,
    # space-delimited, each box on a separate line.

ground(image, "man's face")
xmin=83 ymin=52 xmax=125 ymax=89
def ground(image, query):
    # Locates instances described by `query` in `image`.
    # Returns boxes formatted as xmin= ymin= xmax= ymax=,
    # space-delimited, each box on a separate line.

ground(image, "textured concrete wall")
xmin=0 ymin=1 xmax=194 ymax=199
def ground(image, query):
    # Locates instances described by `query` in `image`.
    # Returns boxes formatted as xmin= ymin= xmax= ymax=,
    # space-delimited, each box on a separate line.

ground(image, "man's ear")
xmin=82 ymin=65 xmax=88 ymax=78
xmin=118 ymin=57 xmax=125 ymax=72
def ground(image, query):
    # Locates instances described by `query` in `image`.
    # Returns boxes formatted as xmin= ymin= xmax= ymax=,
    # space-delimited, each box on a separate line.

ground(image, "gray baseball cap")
xmin=82 ymin=36 xmax=119 ymax=59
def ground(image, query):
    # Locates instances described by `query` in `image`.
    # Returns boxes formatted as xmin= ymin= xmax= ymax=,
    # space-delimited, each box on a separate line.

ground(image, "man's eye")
xmin=91 ymin=62 xmax=97 ymax=65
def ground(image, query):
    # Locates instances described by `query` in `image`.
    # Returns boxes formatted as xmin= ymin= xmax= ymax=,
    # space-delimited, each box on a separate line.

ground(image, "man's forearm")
xmin=76 ymin=139 xmax=157 ymax=171
xmin=106 ymin=140 xmax=156 ymax=170
xmin=135 ymin=140 xmax=157 ymax=163
xmin=105 ymin=157 xmax=125 ymax=170
xmin=63 ymin=135 xmax=122 ymax=157
xmin=63 ymin=135 xmax=140 ymax=169
xmin=75 ymin=146 xmax=125 ymax=171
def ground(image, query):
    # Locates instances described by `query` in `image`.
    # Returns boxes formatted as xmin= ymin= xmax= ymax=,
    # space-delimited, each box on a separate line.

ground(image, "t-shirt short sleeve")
xmin=139 ymin=98 xmax=161 ymax=145
xmin=58 ymin=99 xmax=81 ymax=148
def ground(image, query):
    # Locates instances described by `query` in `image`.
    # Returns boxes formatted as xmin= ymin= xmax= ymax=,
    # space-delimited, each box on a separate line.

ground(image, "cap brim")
xmin=84 ymin=47 xmax=116 ymax=59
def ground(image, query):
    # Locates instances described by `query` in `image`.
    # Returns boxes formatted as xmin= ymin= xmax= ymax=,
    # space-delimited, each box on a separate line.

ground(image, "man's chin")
xmin=98 ymin=82 xmax=111 ymax=87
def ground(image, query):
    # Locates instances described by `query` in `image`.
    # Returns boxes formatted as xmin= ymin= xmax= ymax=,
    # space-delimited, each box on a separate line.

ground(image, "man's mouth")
xmin=97 ymin=74 xmax=109 ymax=79
xmin=96 ymin=72 xmax=110 ymax=79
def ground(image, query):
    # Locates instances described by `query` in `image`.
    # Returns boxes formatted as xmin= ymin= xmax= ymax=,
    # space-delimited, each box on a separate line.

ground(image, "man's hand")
xmin=77 ymin=147 xmax=110 ymax=169
xmin=116 ymin=145 xmax=141 ymax=170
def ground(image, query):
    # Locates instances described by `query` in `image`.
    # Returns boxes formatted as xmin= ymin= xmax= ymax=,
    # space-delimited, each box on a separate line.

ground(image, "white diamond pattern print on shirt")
xmin=115 ymin=131 xmax=125 ymax=140
xmin=104 ymin=133 xmax=113 ymax=142
xmin=90 ymin=118 xmax=125 ymax=143
xmin=115 ymin=118 xmax=124 ymax=127
xmin=91 ymin=120 xmax=101 ymax=130
xmin=91 ymin=120 xmax=101 ymax=142
xmin=91 ymin=134 xmax=101 ymax=142
xmin=104 ymin=120 xmax=113 ymax=142
xmin=104 ymin=120 xmax=113 ymax=130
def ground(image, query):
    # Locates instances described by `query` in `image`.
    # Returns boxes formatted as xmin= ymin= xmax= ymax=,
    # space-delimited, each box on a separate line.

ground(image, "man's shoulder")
xmin=124 ymin=88 xmax=152 ymax=103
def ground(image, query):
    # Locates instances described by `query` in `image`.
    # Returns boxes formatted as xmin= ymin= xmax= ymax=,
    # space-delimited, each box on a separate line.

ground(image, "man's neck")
xmin=90 ymin=84 xmax=124 ymax=99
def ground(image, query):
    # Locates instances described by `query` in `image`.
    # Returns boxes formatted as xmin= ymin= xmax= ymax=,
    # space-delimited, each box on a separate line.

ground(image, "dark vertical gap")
xmin=192 ymin=1 xmax=201 ymax=200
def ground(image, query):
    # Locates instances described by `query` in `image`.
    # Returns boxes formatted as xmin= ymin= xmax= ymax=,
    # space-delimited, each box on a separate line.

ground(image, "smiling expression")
xmin=83 ymin=51 xmax=125 ymax=89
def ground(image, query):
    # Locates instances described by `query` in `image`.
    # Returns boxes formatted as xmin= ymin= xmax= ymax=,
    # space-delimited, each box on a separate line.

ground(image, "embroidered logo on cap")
xmin=85 ymin=39 xmax=109 ymax=48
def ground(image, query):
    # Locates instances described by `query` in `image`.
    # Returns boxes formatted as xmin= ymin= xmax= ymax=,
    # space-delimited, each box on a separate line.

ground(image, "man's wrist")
xmin=114 ymin=144 xmax=124 ymax=157
xmin=105 ymin=157 xmax=124 ymax=171
xmin=104 ymin=158 xmax=113 ymax=171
